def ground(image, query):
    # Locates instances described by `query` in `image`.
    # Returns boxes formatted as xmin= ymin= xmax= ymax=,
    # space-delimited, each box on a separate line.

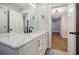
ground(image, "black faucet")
xmin=29 ymin=27 xmax=34 ymax=33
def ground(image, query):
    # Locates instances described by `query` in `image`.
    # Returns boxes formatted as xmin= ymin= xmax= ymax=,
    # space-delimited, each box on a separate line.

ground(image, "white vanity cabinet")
xmin=19 ymin=39 xmax=39 ymax=55
xmin=38 ymin=34 xmax=48 ymax=55
xmin=0 ymin=32 xmax=48 ymax=55
xmin=19 ymin=32 xmax=48 ymax=55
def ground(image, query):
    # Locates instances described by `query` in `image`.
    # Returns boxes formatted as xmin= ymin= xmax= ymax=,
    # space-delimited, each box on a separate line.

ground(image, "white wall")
xmin=0 ymin=4 xmax=21 ymax=12
xmin=0 ymin=6 xmax=8 ymax=33
xmin=52 ymin=19 xmax=61 ymax=32
xmin=61 ymin=7 xmax=68 ymax=38
xmin=37 ymin=4 xmax=49 ymax=31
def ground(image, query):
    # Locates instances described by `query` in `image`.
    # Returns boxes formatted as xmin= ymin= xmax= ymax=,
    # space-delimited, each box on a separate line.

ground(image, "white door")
xmin=67 ymin=4 xmax=76 ymax=55
xmin=0 ymin=7 xmax=8 ymax=33
xmin=9 ymin=9 xmax=23 ymax=33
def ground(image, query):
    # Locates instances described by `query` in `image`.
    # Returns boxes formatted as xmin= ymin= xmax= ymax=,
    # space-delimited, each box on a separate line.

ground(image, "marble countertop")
xmin=0 ymin=31 xmax=47 ymax=49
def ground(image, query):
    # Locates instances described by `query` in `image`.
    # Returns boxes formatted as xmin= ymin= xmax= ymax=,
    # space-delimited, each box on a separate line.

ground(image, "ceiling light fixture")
xmin=29 ymin=3 xmax=36 ymax=8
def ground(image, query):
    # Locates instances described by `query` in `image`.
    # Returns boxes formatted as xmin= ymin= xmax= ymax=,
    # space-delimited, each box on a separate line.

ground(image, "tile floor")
xmin=45 ymin=49 xmax=69 ymax=55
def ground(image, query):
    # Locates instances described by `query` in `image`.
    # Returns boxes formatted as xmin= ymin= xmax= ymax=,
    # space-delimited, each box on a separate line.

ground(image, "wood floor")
xmin=51 ymin=32 xmax=68 ymax=52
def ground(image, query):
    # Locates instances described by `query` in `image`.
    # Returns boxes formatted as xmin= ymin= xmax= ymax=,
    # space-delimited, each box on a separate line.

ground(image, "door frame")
xmin=48 ymin=4 xmax=76 ymax=54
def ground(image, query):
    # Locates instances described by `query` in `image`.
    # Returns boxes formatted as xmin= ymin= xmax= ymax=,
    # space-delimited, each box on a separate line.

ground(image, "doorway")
xmin=51 ymin=6 xmax=68 ymax=52
xmin=48 ymin=4 xmax=76 ymax=55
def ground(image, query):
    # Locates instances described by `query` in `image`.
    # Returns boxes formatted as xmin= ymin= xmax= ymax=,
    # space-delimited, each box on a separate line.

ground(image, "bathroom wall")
xmin=37 ymin=4 xmax=49 ymax=31
xmin=0 ymin=4 xmax=21 ymax=12
xmin=52 ymin=21 xmax=61 ymax=32
xmin=61 ymin=7 xmax=68 ymax=38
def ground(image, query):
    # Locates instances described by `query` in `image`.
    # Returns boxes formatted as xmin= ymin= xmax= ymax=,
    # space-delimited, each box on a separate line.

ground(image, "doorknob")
xmin=69 ymin=32 xmax=79 ymax=35
xmin=9 ymin=28 xmax=13 ymax=31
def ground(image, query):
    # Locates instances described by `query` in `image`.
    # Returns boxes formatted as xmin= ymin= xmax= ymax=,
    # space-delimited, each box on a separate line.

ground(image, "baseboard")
xmin=61 ymin=34 xmax=68 ymax=38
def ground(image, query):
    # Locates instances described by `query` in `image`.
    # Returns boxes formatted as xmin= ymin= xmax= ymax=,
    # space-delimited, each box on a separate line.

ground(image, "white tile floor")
xmin=45 ymin=49 xmax=69 ymax=55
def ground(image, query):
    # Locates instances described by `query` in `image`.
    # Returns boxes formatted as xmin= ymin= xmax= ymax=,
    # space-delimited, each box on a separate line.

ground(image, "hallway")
xmin=51 ymin=32 xmax=68 ymax=52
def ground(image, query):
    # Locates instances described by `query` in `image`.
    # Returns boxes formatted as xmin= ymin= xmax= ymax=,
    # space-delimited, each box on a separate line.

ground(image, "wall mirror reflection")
xmin=0 ymin=3 xmax=39 ymax=33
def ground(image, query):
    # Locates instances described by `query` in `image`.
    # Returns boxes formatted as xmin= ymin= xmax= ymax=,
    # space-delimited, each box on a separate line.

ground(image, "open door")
xmin=76 ymin=3 xmax=79 ymax=55
xmin=67 ymin=4 xmax=76 ymax=55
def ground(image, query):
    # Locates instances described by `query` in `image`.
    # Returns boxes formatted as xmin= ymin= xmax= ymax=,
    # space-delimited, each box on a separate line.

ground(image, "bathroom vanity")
xmin=0 ymin=31 xmax=48 ymax=55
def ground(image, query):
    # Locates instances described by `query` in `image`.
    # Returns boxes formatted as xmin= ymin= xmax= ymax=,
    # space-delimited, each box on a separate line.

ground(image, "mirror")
xmin=0 ymin=7 xmax=8 ymax=33
xmin=23 ymin=6 xmax=39 ymax=33
xmin=0 ymin=7 xmax=24 ymax=33
xmin=0 ymin=3 xmax=39 ymax=34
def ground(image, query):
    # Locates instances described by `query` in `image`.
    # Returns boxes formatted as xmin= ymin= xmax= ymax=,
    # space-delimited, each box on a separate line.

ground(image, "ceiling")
xmin=0 ymin=3 xmax=33 ymax=11
xmin=9 ymin=3 xmax=32 ymax=10
xmin=0 ymin=3 xmax=67 ymax=12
